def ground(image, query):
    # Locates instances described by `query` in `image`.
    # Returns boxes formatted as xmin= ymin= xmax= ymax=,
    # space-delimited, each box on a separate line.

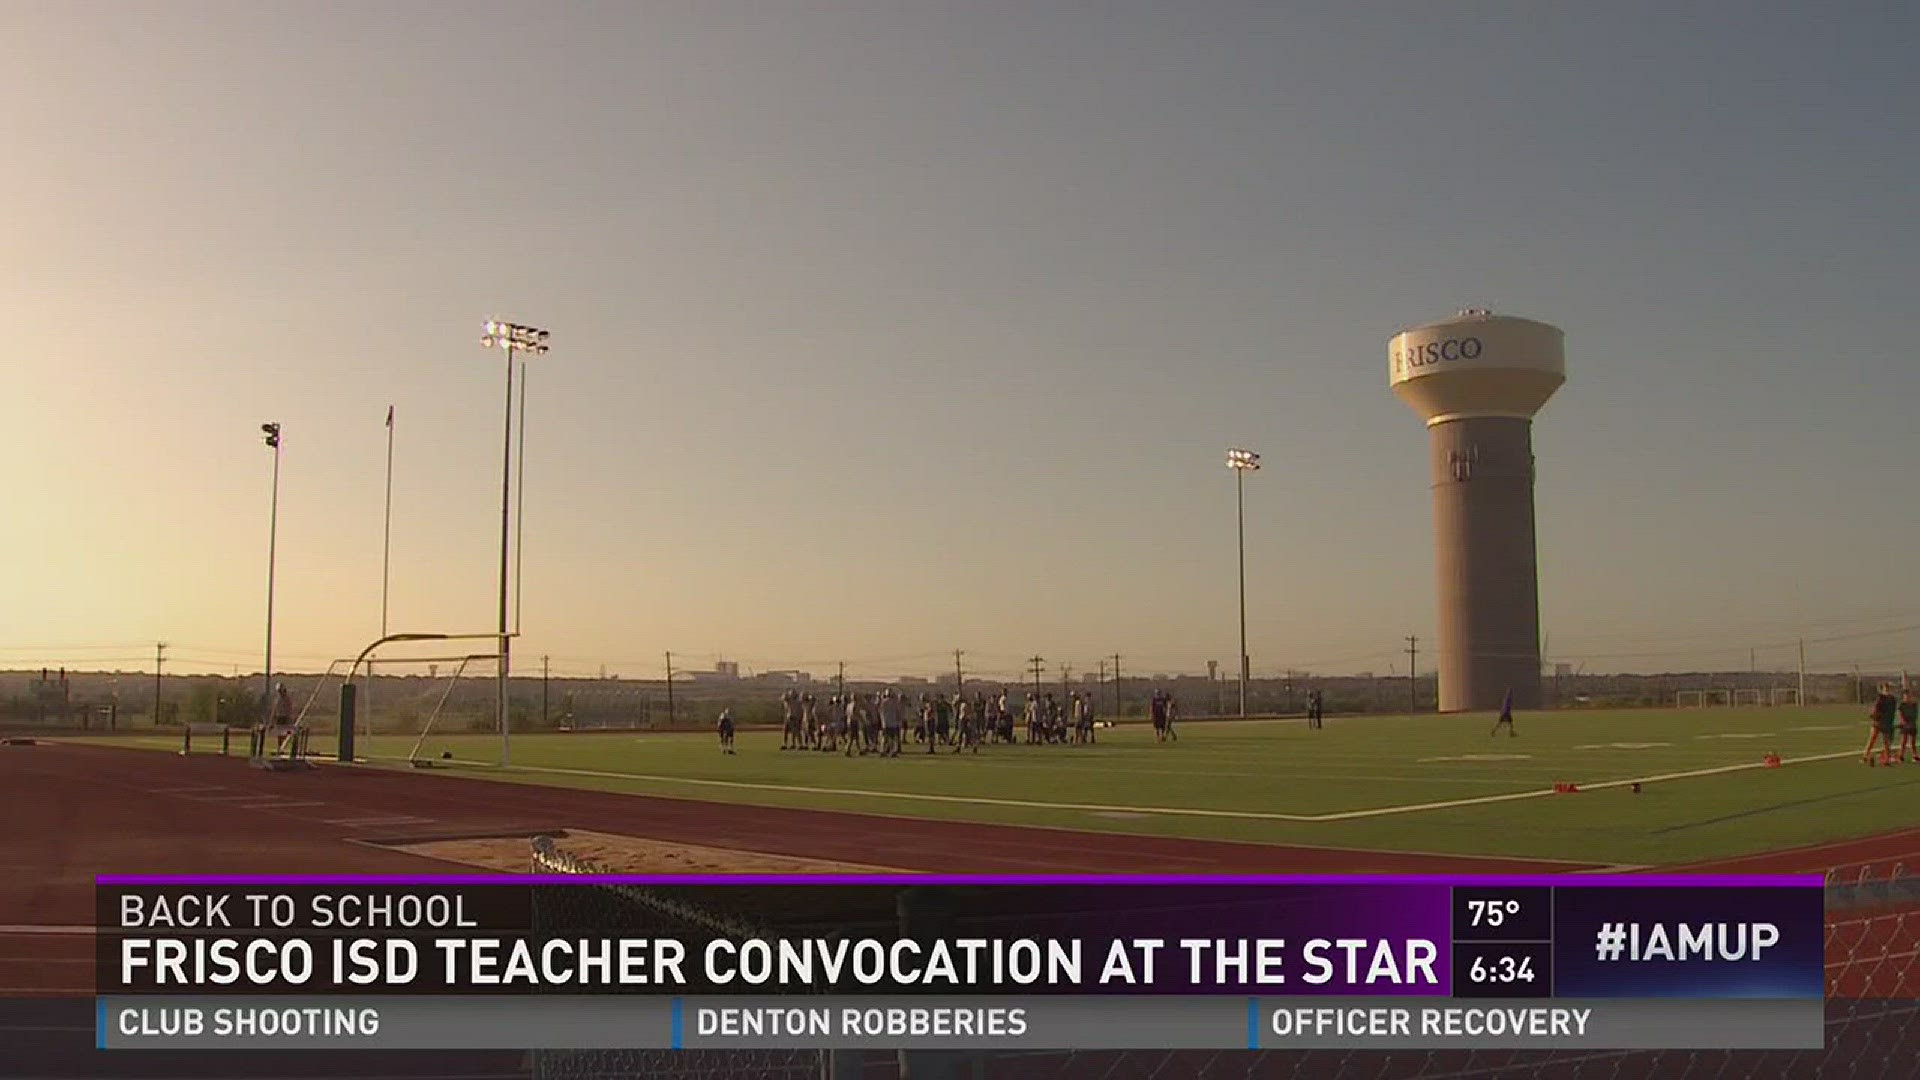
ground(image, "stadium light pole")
xmin=482 ymin=320 xmax=549 ymax=768
xmin=260 ymin=423 xmax=282 ymax=724
xmin=1227 ymin=448 xmax=1261 ymax=718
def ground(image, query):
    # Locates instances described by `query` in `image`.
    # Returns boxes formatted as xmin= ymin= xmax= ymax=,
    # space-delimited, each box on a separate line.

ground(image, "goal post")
xmin=297 ymin=631 xmax=519 ymax=765
xmin=1676 ymin=689 xmax=1734 ymax=708
xmin=401 ymin=657 xmax=503 ymax=764
xmin=286 ymin=649 xmax=502 ymax=765
xmin=1770 ymin=687 xmax=1803 ymax=707
xmin=1733 ymin=689 xmax=1766 ymax=708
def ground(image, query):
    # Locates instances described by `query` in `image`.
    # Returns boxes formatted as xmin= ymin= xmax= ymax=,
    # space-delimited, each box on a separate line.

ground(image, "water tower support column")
xmin=1389 ymin=310 xmax=1565 ymax=714
xmin=1429 ymin=416 xmax=1543 ymax=711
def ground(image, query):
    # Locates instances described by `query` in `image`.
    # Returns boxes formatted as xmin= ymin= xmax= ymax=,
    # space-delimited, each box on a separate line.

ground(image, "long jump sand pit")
xmin=392 ymin=829 xmax=908 ymax=875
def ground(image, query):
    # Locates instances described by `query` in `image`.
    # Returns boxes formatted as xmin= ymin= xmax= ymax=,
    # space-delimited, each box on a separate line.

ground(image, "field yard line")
xmin=1309 ymin=748 xmax=1861 ymax=822
xmin=864 ymin=757 xmax=1526 ymax=787
xmin=364 ymin=746 xmax=1860 ymax=825
xmin=360 ymin=755 xmax=1329 ymax=820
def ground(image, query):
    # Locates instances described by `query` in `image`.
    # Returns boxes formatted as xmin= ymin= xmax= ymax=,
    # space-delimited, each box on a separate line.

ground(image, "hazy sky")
xmin=5 ymin=2 xmax=1917 ymax=681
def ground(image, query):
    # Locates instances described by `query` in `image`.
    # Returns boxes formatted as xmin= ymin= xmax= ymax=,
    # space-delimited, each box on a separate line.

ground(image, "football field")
xmin=94 ymin=704 xmax=1909 ymax=867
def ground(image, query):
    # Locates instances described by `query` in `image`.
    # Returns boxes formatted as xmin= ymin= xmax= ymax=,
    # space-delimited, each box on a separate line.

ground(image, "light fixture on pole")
xmin=261 ymin=422 xmax=282 ymax=727
xmin=481 ymin=320 xmax=549 ymax=768
xmin=1226 ymin=447 xmax=1261 ymax=718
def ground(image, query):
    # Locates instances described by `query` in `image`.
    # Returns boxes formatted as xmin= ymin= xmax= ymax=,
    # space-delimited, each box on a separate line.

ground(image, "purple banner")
xmin=95 ymin=876 xmax=1822 ymax=999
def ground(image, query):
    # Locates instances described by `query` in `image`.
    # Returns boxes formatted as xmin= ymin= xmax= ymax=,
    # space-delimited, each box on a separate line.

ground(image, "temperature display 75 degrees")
xmin=1467 ymin=899 xmax=1523 ymax=929
xmin=1451 ymin=887 xmax=1552 ymax=942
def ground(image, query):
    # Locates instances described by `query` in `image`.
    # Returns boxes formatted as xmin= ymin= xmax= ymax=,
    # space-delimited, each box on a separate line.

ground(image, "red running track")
xmin=1 ymin=740 xmax=1576 ymax=997
xmin=8 ymin=740 xmax=1917 ymax=1000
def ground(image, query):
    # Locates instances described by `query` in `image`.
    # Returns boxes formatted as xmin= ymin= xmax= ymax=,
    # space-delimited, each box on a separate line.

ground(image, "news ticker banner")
xmin=94 ymin=873 xmax=1824 ymax=1051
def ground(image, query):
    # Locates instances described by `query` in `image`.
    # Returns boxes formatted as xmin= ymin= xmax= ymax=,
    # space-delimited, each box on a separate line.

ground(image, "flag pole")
xmin=369 ymin=404 xmax=394 ymax=741
xmin=382 ymin=404 xmax=394 ymax=637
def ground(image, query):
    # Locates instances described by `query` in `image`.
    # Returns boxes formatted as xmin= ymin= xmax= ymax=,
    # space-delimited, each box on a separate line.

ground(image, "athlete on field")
xmin=1896 ymin=688 xmax=1918 ymax=763
xmin=779 ymin=689 xmax=801 ymax=750
xmin=1490 ymin=688 xmax=1516 ymax=737
xmin=1867 ymin=684 xmax=1898 ymax=766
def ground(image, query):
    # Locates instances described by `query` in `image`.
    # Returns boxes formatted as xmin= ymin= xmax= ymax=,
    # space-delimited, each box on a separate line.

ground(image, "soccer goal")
xmin=1733 ymin=689 xmax=1767 ymax=708
xmin=283 ymin=638 xmax=507 ymax=765
xmin=401 ymin=655 xmax=502 ymax=767
xmin=1770 ymin=687 xmax=1803 ymax=707
xmin=1676 ymin=689 xmax=1734 ymax=708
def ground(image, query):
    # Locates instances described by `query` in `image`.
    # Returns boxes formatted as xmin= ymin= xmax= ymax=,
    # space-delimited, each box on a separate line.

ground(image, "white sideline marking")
xmin=1573 ymin=742 xmax=1670 ymax=750
xmin=364 ymin=748 xmax=1862 ymax=825
xmin=1418 ymin=753 xmax=1532 ymax=762
xmin=1694 ymin=732 xmax=1772 ymax=740
xmin=323 ymin=815 xmax=433 ymax=827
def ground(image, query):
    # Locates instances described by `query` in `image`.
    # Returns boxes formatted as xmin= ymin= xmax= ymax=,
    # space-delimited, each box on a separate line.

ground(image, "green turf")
xmin=81 ymin=706 xmax=1915 ymax=867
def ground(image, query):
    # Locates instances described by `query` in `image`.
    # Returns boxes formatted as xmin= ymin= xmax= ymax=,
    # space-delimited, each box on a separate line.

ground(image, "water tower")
xmin=1390 ymin=311 xmax=1564 ymax=712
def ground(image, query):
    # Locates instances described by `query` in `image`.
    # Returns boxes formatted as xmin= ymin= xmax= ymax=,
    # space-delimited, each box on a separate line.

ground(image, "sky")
xmin=3 ymin=1 xmax=1918 ymax=682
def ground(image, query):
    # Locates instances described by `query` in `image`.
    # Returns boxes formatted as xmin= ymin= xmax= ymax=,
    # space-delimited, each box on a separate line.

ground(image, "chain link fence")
xmin=525 ymin=838 xmax=1919 ymax=1079
xmin=527 ymin=835 xmax=830 ymax=1080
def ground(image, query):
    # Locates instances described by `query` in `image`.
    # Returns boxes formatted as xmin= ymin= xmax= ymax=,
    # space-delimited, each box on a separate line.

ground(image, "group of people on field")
xmin=1864 ymin=684 xmax=1920 ymax=766
xmin=719 ymin=686 xmax=1136 ymax=756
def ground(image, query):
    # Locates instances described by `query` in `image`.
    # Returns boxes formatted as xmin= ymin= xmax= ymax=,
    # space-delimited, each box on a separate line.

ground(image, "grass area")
xmin=79 ymin=705 xmax=1917 ymax=867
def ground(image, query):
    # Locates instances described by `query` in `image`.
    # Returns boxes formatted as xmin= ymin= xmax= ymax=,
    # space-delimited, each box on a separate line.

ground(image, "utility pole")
xmin=1060 ymin=662 xmax=1072 ymax=702
xmin=837 ymin=661 xmax=846 ymax=700
xmin=1405 ymin=636 xmax=1419 ymax=717
xmin=1028 ymin=655 xmax=1046 ymax=700
xmin=664 ymin=652 xmax=676 ymax=726
xmin=542 ymin=655 xmax=550 ymax=726
xmin=1798 ymin=638 xmax=1806 ymax=707
xmin=1112 ymin=654 xmax=1122 ymax=718
xmin=954 ymin=650 xmax=964 ymax=696
xmin=154 ymin=643 xmax=166 ymax=726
